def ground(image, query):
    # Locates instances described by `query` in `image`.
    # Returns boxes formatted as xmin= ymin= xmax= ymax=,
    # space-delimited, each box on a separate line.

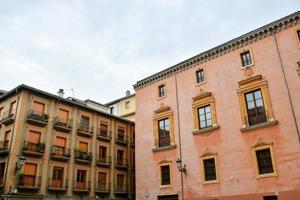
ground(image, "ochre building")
xmin=134 ymin=12 xmax=300 ymax=200
xmin=0 ymin=85 xmax=135 ymax=200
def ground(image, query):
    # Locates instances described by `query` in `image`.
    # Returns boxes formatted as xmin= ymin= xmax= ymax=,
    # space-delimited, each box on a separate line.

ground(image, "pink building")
xmin=134 ymin=12 xmax=300 ymax=200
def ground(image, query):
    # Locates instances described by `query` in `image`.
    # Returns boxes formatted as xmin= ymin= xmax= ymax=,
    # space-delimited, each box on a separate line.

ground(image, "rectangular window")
xmin=33 ymin=101 xmax=45 ymax=114
xmin=80 ymin=115 xmax=90 ymax=127
xmin=116 ymin=174 xmax=124 ymax=191
xmin=28 ymin=130 xmax=41 ymax=144
xmin=256 ymin=148 xmax=274 ymax=175
xmin=203 ymin=158 xmax=217 ymax=181
xmin=245 ymin=90 xmax=267 ymax=126
xmin=9 ymin=101 xmax=16 ymax=115
xmin=240 ymin=50 xmax=253 ymax=67
xmin=52 ymin=167 xmax=64 ymax=188
xmin=197 ymin=105 xmax=212 ymax=129
xmin=77 ymin=169 xmax=86 ymax=183
xmin=117 ymin=128 xmax=125 ymax=140
xmin=3 ymin=130 xmax=10 ymax=149
xmin=23 ymin=163 xmax=37 ymax=186
xmin=160 ymin=165 xmax=170 ymax=185
xmin=264 ymin=196 xmax=278 ymax=200
xmin=125 ymin=101 xmax=130 ymax=109
xmin=0 ymin=107 xmax=3 ymax=119
xmin=58 ymin=109 xmax=69 ymax=123
xmin=196 ymin=69 xmax=205 ymax=84
xmin=98 ymin=172 xmax=107 ymax=190
xmin=0 ymin=162 xmax=6 ymax=185
xmin=117 ymin=150 xmax=124 ymax=165
xmin=100 ymin=123 xmax=108 ymax=136
xmin=79 ymin=141 xmax=88 ymax=152
xmin=158 ymin=118 xmax=170 ymax=147
xmin=158 ymin=85 xmax=166 ymax=97
xmin=110 ymin=107 xmax=114 ymax=114
xmin=297 ymin=30 xmax=300 ymax=42
xmin=99 ymin=146 xmax=107 ymax=162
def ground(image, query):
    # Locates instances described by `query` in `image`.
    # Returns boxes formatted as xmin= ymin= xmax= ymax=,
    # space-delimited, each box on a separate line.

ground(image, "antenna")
xmin=65 ymin=88 xmax=75 ymax=97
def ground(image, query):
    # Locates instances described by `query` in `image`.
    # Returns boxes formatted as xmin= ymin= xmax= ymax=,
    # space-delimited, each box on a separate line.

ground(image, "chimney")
xmin=126 ymin=90 xmax=131 ymax=97
xmin=58 ymin=89 xmax=65 ymax=98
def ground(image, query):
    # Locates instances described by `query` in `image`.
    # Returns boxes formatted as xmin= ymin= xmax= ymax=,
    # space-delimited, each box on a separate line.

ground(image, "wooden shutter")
xmin=28 ymin=130 xmax=41 ymax=144
xmin=55 ymin=137 xmax=66 ymax=147
xmin=24 ymin=163 xmax=37 ymax=176
xmin=79 ymin=142 xmax=88 ymax=152
xmin=58 ymin=109 xmax=69 ymax=123
xmin=117 ymin=174 xmax=124 ymax=190
xmin=33 ymin=101 xmax=45 ymax=113
xmin=9 ymin=101 xmax=16 ymax=115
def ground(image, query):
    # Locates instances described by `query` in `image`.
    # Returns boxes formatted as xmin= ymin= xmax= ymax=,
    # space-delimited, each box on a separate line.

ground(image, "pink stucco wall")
xmin=135 ymin=23 xmax=300 ymax=200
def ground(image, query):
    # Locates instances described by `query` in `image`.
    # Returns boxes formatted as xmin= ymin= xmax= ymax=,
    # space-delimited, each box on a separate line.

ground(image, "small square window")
xmin=158 ymin=85 xmax=166 ymax=97
xmin=203 ymin=158 xmax=217 ymax=181
xmin=263 ymin=196 xmax=278 ymax=200
xmin=125 ymin=101 xmax=130 ymax=109
xmin=256 ymin=148 xmax=274 ymax=175
xmin=240 ymin=50 xmax=253 ymax=67
xmin=160 ymin=165 xmax=170 ymax=185
xmin=196 ymin=69 xmax=205 ymax=84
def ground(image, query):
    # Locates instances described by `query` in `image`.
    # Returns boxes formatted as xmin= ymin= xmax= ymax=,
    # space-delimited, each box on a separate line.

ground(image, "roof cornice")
xmin=134 ymin=11 xmax=300 ymax=90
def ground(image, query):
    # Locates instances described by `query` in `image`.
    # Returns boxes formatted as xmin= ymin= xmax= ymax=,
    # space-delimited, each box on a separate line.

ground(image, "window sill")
xmin=241 ymin=63 xmax=254 ymax=69
xmin=192 ymin=125 xmax=219 ymax=135
xmin=240 ymin=120 xmax=278 ymax=132
xmin=256 ymin=172 xmax=278 ymax=179
xmin=195 ymin=81 xmax=207 ymax=87
xmin=159 ymin=184 xmax=172 ymax=189
xmin=157 ymin=95 xmax=167 ymax=101
xmin=152 ymin=144 xmax=177 ymax=152
xmin=202 ymin=180 xmax=219 ymax=185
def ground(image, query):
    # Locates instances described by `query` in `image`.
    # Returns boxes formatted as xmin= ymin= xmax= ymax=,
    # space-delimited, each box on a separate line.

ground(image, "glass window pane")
xmin=247 ymin=101 xmax=255 ymax=109
xmin=254 ymin=90 xmax=262 ymax=99
xmin=199 ymin=108 xmax=205 ymax=115
xmin=200 ymin=121 xmax=206 ymax=128
xmin=256 ymin=99 xmax=264 ymax=107
xmin=246 ymin=93 xmax=253 ymax=101
xmin=206 ymin=119 xmax=212 ymax=126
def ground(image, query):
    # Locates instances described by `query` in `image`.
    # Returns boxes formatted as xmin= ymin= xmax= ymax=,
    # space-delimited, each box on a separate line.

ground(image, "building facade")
xmin=106 ymin=92 xmax=136 ymax=122
xmin=134 ymin=12 xmax=300 ymax=200
xmin=0 ymin=85 xmax=135 ymax=200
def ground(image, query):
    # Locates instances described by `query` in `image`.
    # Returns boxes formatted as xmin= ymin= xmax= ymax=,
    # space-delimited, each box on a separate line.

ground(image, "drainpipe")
xmin=2 ymin=88 xmax=21 ymax=194
xmin=174 ymin=74 xmax=184 ymax=200
xmin=273 ymin=34 xmax=300 ymax=143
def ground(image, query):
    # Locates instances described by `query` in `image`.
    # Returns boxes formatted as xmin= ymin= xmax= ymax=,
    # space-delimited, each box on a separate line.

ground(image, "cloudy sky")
xmin=0 ymin=1 xmax=299 ymax=103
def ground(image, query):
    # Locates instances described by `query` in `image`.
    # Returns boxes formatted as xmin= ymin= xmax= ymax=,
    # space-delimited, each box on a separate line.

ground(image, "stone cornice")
xmin=134 ymin=11 xmax=300 ymax=90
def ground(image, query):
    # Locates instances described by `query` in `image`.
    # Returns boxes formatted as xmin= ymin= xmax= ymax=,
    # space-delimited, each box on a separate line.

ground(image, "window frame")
xmin=200 ymin=151 xmax=219 ymax=184
xmin=240 ymin=49 xmax=254 ymax=68
xmin=237 ymin=75 xmax=277 ymax=131
xmin=153 ymin=105 xmax=175 ymax=151
xmin=158 ymin=161 xmax=172 ymax=188
xmin=158 ymin=84 xmax=166 ymax=98
xmin=196 ymin=68 xmax=206 ymax=84
xmin=158 ymin=118 xmax=171 ymax=147
xmin=192 ymin=92 xmax=219 ymax=135
xmin=252 ymin=140 xmax=277 ymax=179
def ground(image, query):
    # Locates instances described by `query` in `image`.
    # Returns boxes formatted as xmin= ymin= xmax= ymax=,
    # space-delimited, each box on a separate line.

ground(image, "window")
xmin=9 ymin=101 xmax=16 ymax=116
xmin=78 ymin=141 xmax=88 ymax=152
xmin=203 ymin=158 xmax=217 ymax=181
xmin=80 ymin=115 xmax=90 ymax=131
xmin=117 ymin=149 xmax=124 ymax=165
xmin=76 ymin=169 xmax=86 ymax=189
xmin=98 ymin=172 xmax=107 ymax=190
xmin=158 ymin=118 xmax=170 ymax=147
xmin=54 ymin=136 xmax=66 ymax=155
xmin=52 ymin=167 xmax=64 ymax=188
xmin=58 ymin=108 xmax=69 ymax=123
xmin=158 ymin=85 xmax=166 ymax=97
xmin=110 ymin=107 xmax=114 ymax=114
xmin=125 ymin=101 xmax=130 ymax=109
xmin=196 ymin=69 xmax=205 ymax=84
xmin=197 ymin=105 xmax=212 ymax=129
xmin=100 ymin=122 xmax=108 ymax=136
xmin=256 ymin=148 xmax=274 ymax=175
xmin=160 ymin=165 xmax=170 ymax=186
xmin=23 ymin=163 xmax=37 ymax=186
xmin=99 ymin=146 xmax=107 ymax=162
xmin=117 ymin=128 xmax=125 ymax=140
xmin=245 ymin=90 xmax=267 ymax=126
xmin=116 ymin=174 xmax=124 ymax=191
xmin=0 ymin=107 xmax=3 ymax=119
xmin=3 ymin=130 xmax=10 ymax=149
xmin=240 ymin=50 xmax=253 ymax=67
xmin=297 ymin=29 xmax=300 ymax=42
xmin=0 ymin=162 xmax=6 ymax=185
xmin=264 ymin=196 xmax=278 ymax=200
xmin=237 ymin=75 xmax=277 ymax=131
xmin=33 ymin=101 xmax=45 ymax=114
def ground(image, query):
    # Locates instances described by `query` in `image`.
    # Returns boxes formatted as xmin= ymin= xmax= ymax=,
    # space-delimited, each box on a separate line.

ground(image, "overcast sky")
xmin=0 ymin=1 xmax=299 ymax=103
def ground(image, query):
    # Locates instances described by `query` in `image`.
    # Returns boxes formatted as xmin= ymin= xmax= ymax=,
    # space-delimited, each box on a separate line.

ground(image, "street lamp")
xmin=176 ymin=158 xmax=187 ymax=175
xmin=15 ymin=156 xmax=26 ymax=172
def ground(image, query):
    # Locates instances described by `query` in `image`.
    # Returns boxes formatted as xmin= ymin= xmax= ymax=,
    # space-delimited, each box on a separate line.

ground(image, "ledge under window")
xmin=152 ymin=144 xmax=176 ymax=152
xmin=241 ymin=120 xmax=278 ymax=132
xmin=192 ymin=125 xmax=219 ymax=135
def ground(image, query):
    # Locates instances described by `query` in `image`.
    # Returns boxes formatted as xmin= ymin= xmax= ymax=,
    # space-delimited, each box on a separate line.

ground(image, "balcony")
xmin=115 ymin=158 xmax=128 ymax=170
xmin=74 ymin=150 xmax=92 ymax=165
xmin=17 ymin=175 xmax=41 ymax=191
xmin=77 ymin=123 xmax=94 ymax=138
xmin=73 ymin=181 xmax=91 ymax=193
xmin=95 ymin=183 xmax=111 ymax=194
xmin=22 ymin=141 xmax=45 ymax=158
xmin=27 ymin=110 xmax=48 ymax=127
xmin=97 ymin=129 xmax=112 ymax=142
xmin=1 ymin=111 xmax=15 ymax=125
xmin=114 ymin=184 xmax=128 ymax=195
xmin=96 ymin=156 xmax=111 ymax=168
xmin=48 ymin=178 xmax=68 ymax=192
xmin=0 ymin=141 xmax=10 ymax=156
xmin=115 ymin=134 xmax=128 ymax=146
xmin=50 ymin=146 xmax=71 ymax=162
xmin=53 ymin=117 xmax=73 ymax=133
